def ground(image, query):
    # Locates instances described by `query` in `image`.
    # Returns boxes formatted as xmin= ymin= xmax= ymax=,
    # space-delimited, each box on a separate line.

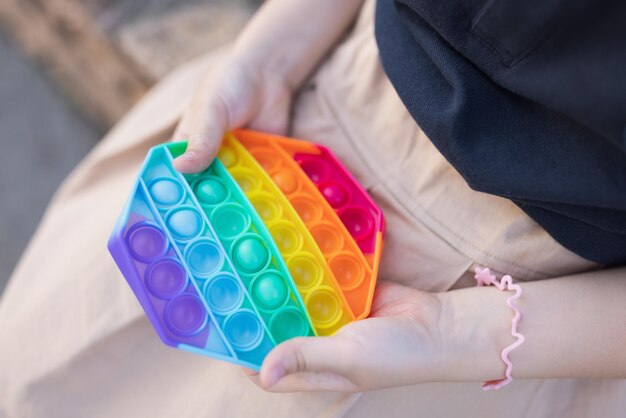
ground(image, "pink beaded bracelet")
xmin=474 ymin=267 xmax=525 ymax=390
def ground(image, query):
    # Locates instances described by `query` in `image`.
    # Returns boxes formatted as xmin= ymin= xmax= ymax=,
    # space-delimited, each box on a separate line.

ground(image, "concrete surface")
xmin=0 ymin=30 xmax=100 ymax=296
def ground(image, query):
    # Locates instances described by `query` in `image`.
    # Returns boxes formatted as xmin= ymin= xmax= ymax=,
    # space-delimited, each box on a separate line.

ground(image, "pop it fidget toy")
xmin=211 ymin=135 xmax=354 ymax=335
xmin=109 ymin=130 xmax=384 ymax=368
xmin=231 ymin=130 xmax=385 ymax=319
xmin=109 ymin=144 xmax=314 ymax=370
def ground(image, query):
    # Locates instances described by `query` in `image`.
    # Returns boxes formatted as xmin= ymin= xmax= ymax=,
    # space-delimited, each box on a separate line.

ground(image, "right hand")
xmin=172 ymin=55 xmax=293 ymax=173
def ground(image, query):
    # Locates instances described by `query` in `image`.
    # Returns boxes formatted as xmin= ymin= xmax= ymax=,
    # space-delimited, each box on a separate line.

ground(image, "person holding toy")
xmin=0 ymin=0 xmax=624 ymax=416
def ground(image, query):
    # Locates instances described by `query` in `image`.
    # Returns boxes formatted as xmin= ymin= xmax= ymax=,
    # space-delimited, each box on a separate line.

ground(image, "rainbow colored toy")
xmin=108 ymin=130 xmax=384 ymax=369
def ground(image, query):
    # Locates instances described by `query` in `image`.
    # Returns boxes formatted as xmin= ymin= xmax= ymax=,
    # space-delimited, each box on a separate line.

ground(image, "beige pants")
xmin=1 ymin=1 xmax=624 ymax=416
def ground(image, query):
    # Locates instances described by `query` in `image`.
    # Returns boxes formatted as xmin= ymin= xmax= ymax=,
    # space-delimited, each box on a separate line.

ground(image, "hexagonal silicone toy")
xmin=108 ymin=144 xmax=314 ymax=370
xmin=231 ymin=130 xmax=385 ymax=319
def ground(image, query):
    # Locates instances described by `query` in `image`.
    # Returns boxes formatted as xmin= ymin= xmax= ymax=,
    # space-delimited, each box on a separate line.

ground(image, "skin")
xmin=172 ymin=0 xmax=626 ymax=392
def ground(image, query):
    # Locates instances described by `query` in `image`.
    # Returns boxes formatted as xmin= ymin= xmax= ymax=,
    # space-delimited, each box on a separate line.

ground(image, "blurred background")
xmin=0 ymin=0 xmax=260 ymax=295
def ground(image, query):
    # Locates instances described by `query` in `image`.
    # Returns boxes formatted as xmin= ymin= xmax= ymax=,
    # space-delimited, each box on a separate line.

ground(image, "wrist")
xmin=230 ymin=0 xmax=364 ymax=92
xmin=229 ymin=1 xmax=323 ymax=91
xmin=435 ymin=286 xmax=514 ymax=382
xmin=231 ymin=38 xmax=311 ymax=93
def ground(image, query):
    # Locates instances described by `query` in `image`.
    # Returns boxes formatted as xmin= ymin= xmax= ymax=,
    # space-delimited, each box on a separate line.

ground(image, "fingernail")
xmin=265 ymin=366 xmax=285 ymax=388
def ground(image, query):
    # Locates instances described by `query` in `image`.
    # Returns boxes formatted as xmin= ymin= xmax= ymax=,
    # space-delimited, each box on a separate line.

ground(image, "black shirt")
xmin=375 ymin=0 xmax=626 ymax=265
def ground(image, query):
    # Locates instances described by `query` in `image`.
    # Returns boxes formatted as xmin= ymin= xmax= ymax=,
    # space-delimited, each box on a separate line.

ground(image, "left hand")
xmin=245 ymin=281 xmax=453 ymax=392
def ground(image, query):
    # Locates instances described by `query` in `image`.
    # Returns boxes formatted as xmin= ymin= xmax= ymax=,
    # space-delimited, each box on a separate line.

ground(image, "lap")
xmin=0 ymin=8 xmax=621 ymax=416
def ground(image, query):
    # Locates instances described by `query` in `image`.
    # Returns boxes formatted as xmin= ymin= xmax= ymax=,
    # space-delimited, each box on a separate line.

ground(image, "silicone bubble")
xmin=249 ymin=192 xmax=282 ymax=223
xmin=231 ymin=234 xmax=270 ymax=275
xmin=250 ymin=272 xmax=289 ymax=311
xmin=249 ymin=148 xmax=280 ymax=173
xmin=299 ymin=159 xmax=329 ymax=184
xmin=145 ymin=258 xmax=187 ymax=299
xmin=194 ymin=177 xmax=229 ymax=206
xmin=287 ymin=255 xmax=322 ymax=290
xmin=165 ymin=206 xmax=204 ymax=241
xmin=205 ymin=274 xmax=244 ymax=315
xmin=339 ymin=206 xmax=374 ymax=241
xmin=291 ymin=196 xmax=322 ymax=223
xmin=148 ymin=178 xmax=185 ymax=207
xmin=211 ymin=203 xmax=251 ymax=240
xmin=272 ymin=169 xmax=299 ymax=194
xmin=224 ymin=309 xmax=264 ymax=351
xmin=330 ymin=253 xmax=365 ymax=290
xmin=310 ymin=223 xmax=344 ymax=254
xmin=164 ymin=293 xmax=208 ymax=336
xmin=232 ymin=168 xmax=261 ymax=193
xmin=269 ymin=221 xmax=302 ymax=255
xmin=319 ymin=181 xmax=350 ymax=209
xmin=217 ymin=146 xmax=238 ymax=168
xmin=306 ymin=288 xmax=342 ymax=328
xmin=185 ymin=238 xmax=223 ymax=277
xmin=269 ymin=307 xmax=309 ymax=343
xmin=126 ymin=223 xmax=168 ymax=262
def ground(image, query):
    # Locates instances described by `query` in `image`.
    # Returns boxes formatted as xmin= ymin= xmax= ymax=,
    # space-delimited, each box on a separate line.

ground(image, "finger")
xmin=172 ymin=96 xmax=229 ymax=173
xmin=259 ymin=336 xmax=355 ymax=389
xmin=171 ymin=112 xmax=191 ymax=143
xmin=242 ymin=367 xmax=263 ymax=390
xmin=264 ymin=371 xmax=358 ymax=393
xmin=171 ymin=83 xmax=203 ymax=143
xmin=242 ymin=367 xmax=259 ymax=377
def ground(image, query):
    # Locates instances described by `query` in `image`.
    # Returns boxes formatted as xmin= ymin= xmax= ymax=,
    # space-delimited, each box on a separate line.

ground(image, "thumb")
xmin=259 ymin=335 xmax=355 ymax=389
xmin=172 ymin=95 xmax=230 ymax=174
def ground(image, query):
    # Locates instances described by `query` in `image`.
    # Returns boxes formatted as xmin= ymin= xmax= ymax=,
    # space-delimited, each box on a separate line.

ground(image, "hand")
xmin=171 ymin=0 xmax=365 ymax=174
xmin=246 ymin=281 xmax=451 ymax=392
xmin=171 ymin=55 xmax=293 ymax=173
xmin=246 ymin=268 xmax=626 ymax=391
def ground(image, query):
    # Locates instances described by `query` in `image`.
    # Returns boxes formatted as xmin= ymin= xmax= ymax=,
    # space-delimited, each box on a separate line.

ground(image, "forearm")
xmin=441 ymin=267 xmax=626 ymax=382
xmin=233 ymin=0 xmax=364 ymax=90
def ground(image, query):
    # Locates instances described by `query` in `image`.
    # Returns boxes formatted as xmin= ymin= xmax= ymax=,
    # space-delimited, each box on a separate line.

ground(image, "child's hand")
xmin=172 ymin=56 xmax=292 ymax=173
xmin=245 ymin=282 xmax=466 ymax=392
xmin=171 ymin=0 xmax=366 ymax=174
xmin=249 ymin=269 xmax=626 ymax=391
